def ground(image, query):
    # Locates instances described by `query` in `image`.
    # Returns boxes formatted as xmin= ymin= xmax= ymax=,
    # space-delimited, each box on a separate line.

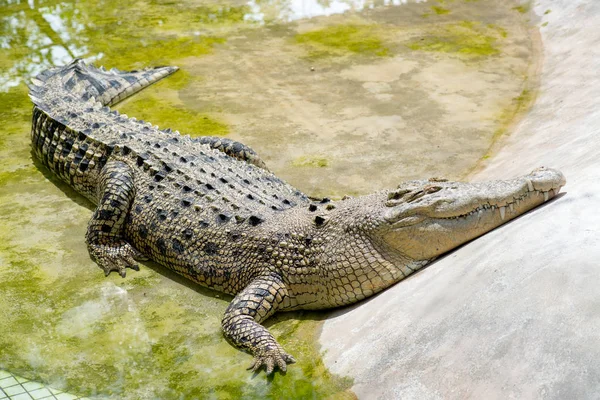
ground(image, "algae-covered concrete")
xmin=0 ymin=2 xmax=352 ymax=398
xmin=320 ymin=1 xmax=600 ymax=398
xmin=184 ymin=0 xmax=539 ymax=198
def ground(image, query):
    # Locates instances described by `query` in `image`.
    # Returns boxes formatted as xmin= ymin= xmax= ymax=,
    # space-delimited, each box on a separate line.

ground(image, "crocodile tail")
xmin=31 ymin=59 xmax=178 ymax=107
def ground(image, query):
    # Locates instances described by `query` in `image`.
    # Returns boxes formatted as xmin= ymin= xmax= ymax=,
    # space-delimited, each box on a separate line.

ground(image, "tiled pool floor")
xmin=0 ymin=370 xmax=88 ymax=400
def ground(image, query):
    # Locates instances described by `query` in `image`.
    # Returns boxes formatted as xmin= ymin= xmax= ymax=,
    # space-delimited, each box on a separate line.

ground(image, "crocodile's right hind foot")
xmin=248 ymin=346 xmax=296 ymax=375
xmin=222 ymin=275 xmax=295 ymax=375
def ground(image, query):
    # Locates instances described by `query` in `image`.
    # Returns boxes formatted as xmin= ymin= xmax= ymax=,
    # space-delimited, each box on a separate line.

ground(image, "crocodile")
xmin=28 ymin=60 xmax=566 ymax=375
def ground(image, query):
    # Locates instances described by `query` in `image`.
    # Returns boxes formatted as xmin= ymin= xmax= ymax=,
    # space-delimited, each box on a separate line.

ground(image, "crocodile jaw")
xmin=383 ymin=167 xmax=566 ymax=261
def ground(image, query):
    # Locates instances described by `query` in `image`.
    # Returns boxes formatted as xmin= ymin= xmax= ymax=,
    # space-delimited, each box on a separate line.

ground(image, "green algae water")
xmin=1 ymin=0 xmax=538 ymax=398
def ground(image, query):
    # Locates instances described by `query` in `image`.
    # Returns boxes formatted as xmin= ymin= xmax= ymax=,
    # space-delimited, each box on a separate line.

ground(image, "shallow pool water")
xmin=1 ymin=0 xmax=538 ymax=398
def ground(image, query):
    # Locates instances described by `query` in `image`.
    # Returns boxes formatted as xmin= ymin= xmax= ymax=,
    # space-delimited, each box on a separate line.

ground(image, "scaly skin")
xmin=28 ymin=60 xmax=566 ymax=374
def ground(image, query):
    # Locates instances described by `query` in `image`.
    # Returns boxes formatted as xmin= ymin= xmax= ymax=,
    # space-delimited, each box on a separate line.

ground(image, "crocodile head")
xmin=381 ymin=167 xmax=566 ymax=261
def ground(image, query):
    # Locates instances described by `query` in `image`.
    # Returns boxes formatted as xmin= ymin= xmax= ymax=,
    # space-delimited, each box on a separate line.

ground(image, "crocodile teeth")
xmin=544 ymin=191 xmax=549 ymax=201
xmin=509 ymin=203 xmax=514 ymax=212
xmin=527 ymin=179 xmax=534 ymax=192
xmin=500 ymin=206 xmax=506 ymax=220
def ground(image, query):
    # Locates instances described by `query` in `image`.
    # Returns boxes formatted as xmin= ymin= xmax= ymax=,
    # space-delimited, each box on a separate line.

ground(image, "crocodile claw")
xmin=248 ymin=348 xmax=296 ymax=375
xmin=89 ymin=242 xmax=146 ymax=278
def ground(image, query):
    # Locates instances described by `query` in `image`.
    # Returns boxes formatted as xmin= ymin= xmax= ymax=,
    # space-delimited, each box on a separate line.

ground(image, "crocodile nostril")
xmin=424 ymin=185 xmax=442 ymax=194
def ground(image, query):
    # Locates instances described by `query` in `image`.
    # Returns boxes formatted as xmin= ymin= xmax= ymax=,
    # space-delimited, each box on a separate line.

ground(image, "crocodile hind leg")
xmin=86 ymin=160 xmax=146 ymax=278
xmin=222 ymin=274 xmax=295 ymax=374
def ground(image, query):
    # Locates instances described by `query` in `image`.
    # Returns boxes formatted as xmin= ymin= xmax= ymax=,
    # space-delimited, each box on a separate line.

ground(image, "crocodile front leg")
xmin=195 ymin=136 xmax=269 ymax=170
xmin=222 ymin=274 xmax=295 ymax=374
xmin=86 ymin=160 xmax=146 ymax=278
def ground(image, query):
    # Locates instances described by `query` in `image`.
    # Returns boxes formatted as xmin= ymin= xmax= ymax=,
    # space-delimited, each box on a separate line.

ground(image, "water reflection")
xmin=0 ymin=0 xmax=421 ymax=91
xmin=0 ymin=1 xmax=96 ymax=90
xmin=245 ymin=0 xmax=419 ymax=23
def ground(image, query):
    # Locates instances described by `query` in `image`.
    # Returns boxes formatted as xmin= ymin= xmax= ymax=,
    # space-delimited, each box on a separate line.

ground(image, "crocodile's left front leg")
xmin=194 ymin=136 xmax=269 ymax=170
xmin=222 ymin=273 xmax=296 ymax=374
xmin=86 ymin=160 xmax=146 ymax=278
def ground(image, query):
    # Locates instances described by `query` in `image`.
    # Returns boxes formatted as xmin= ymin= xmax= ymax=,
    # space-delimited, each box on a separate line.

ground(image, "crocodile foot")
xmin=88 ymin=242 xmax=147 ymax=278
xmin=248 ymin=346 xmax=296 ymax=375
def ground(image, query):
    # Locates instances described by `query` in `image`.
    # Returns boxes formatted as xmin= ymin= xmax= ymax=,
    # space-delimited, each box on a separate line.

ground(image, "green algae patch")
xmin=117 ymin=92 xmax=229 ymax=137
xmin=487 ymin=23 xmax=508 ymax=38
xmin=422 ymin=5 xmax=451 ymax=18
xmin=431 ymin=6 xmax=451 ymax=15
xmin=126 ymin=273 xmax=163 ymax=288
xmin=512 ymin=3 xmax=531 ymax=14
xmin=0 ymin=86 xmax=33 ymax=144
xmin=145 ymin=0 xmax=254 ymax=28
xmin=0 ymin=85 xmax=36 ymax=172
xmin=407 ymin=21 xmax=502 ymax=57
xmin=190 ymin=5 xmax=253 ymax=25
xmin=295 ymin=24 xmax=390 ymax=59
xmin=0 ymin=166 xmax=39 ymax=187
xmin=478 ymin=88 xmax=536 ymax=163
xmin=268 ymin=313 xmax=354 ymax=398
xmin=154 ymin=68 xmax=194 ymax=91
xmin=0 ymin=86 xmax=32 ymax=122
xmin=292 ymin=155 xmax=330 ymax=168
xmin=95 ymin=35 xmax=225 ymax=72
